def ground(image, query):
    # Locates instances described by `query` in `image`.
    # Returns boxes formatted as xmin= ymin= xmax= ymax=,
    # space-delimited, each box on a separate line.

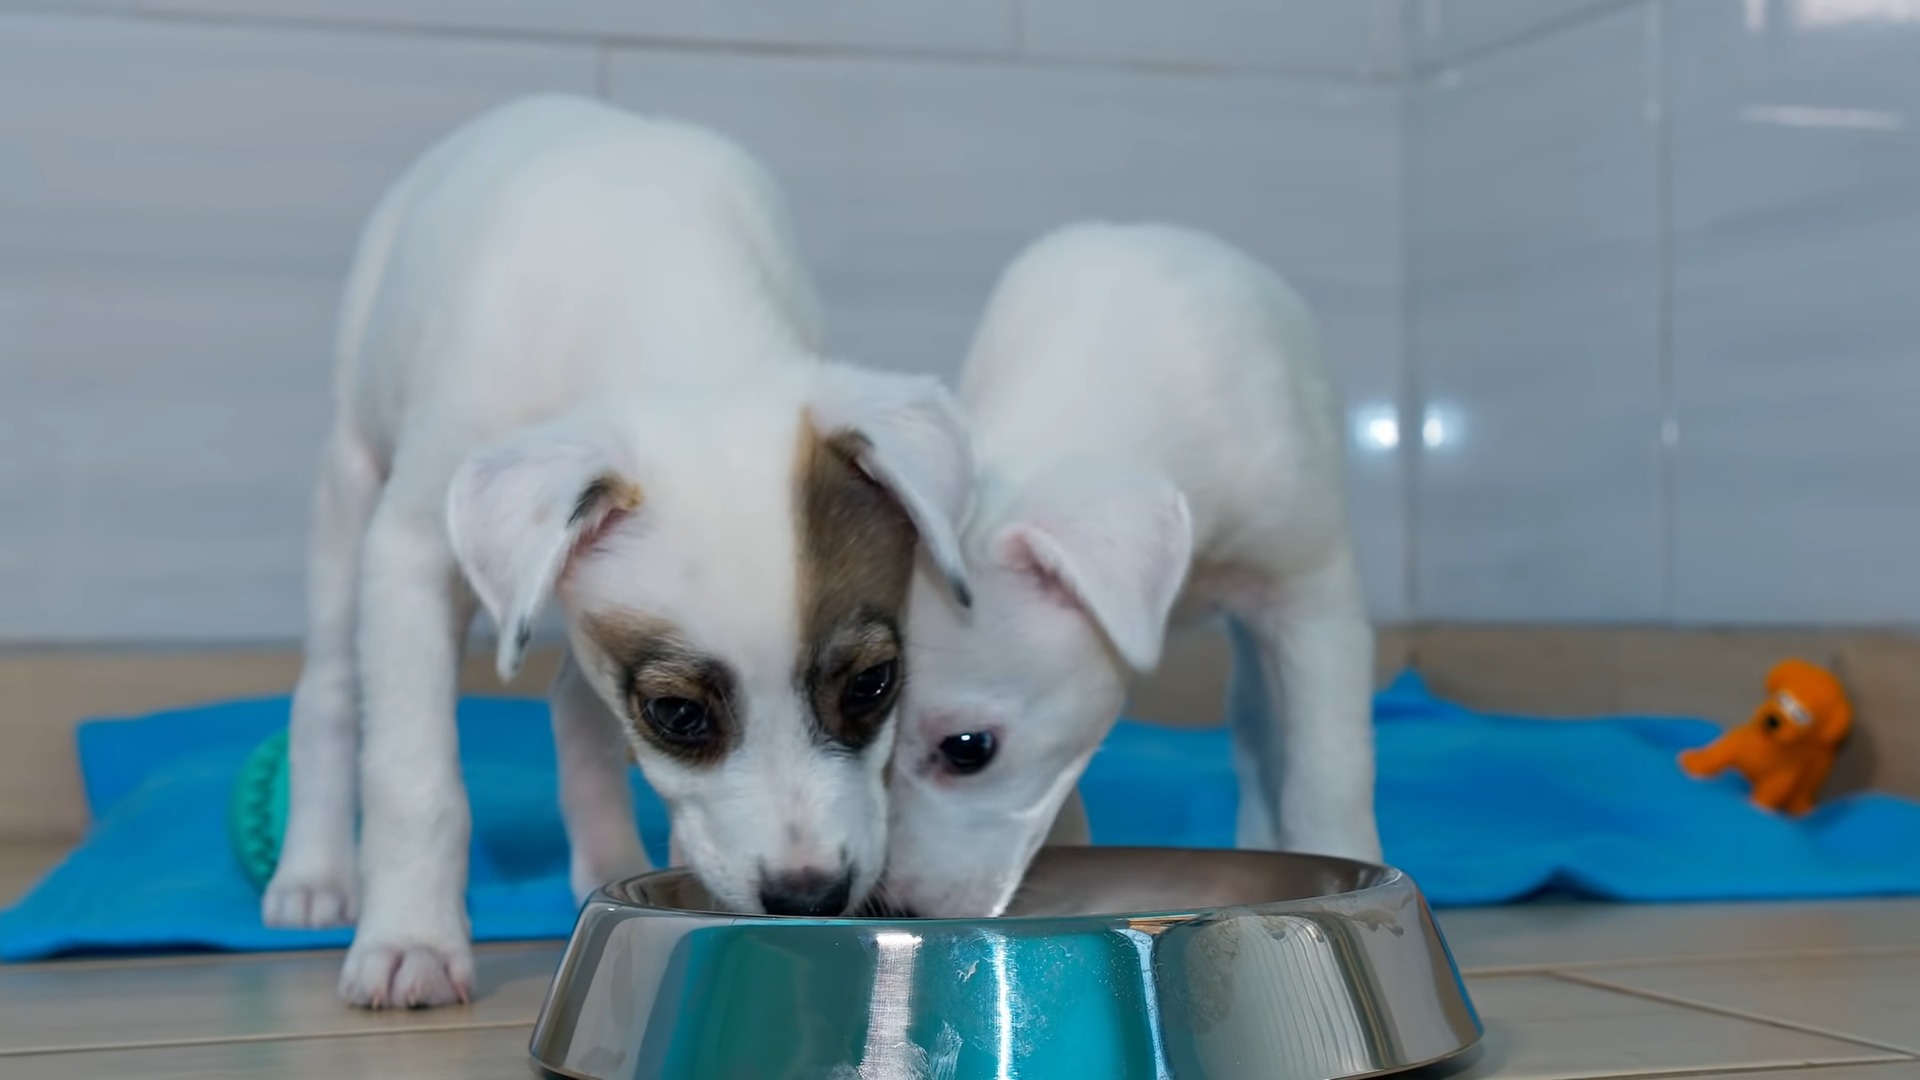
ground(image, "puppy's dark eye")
xmin=643 ymin=697 xmax=713 ymax=743
xmin=841 ymin=660 xmax=898 ymax=713
xmin=1763 ymin=712 xmax=1783 ymax=733
xmin=937 ymin=731 xmax=997 ymax=776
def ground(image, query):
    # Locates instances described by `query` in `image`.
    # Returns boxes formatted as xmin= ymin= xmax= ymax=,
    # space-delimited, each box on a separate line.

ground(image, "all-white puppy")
xmin=262 ymin=95 xmax=974 ymax=1007
xmin=884 ymin=223 xmax=1381 ymax=918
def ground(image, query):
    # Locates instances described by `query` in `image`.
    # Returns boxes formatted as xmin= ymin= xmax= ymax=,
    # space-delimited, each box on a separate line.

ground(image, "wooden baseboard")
xmin=3 ymin=624 xmax=1915 ymax=840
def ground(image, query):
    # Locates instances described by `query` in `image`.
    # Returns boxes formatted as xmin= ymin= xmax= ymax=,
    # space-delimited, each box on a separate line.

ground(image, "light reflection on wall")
xmin=1422 ymin=404 xmax=1461 ymax=450
xmin=1792 ymin=0 xmax=1920 ymax=27
xmin=1350 ymin=403 xmax=1461 ymax=454
xmin=1352 ymin=404 xmax=1401 ymax=452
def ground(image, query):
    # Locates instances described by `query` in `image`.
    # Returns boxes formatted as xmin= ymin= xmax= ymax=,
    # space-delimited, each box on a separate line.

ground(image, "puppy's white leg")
xmin=265 ymin=431 xmax=380 ymax=929
xmin=1229 ymin=553 xmax=1382 ymax=861
xmin=552 ymin=651 xmax=650 ymax=903
xmin=338 ymin=491 xmax=477 ymax=1009
xmin=1223 ymin=617 xmax=1282 ymax=851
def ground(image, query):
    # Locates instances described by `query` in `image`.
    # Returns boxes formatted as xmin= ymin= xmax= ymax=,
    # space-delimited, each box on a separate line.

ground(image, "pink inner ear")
xmin=559 ymin=492 xmax=636 ymax=585
xmin=567 ymin=507 xmax=629 ymax=564
xmin=996 ymin=526 xmax=1081 ymax=611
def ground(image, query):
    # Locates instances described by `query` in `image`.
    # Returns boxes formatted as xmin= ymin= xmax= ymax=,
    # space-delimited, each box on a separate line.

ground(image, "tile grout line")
xmin=0 ymin=939 xmax=563 ymax=973
xmin=1446 ymin=1057 xmax=1914 ymax=1080
xmin=1458 ymin=940 xmax=1920 ymax=978
xmin=0 ymin=1018 xmax=537 ymax=1060
xmin=0 ymin=2 xmax=1403 ymax=87
xmin=1649 ymin=0 xmax=1679 ymax=623
xmin=1396 ymin=43 xmax=1425 ymax=622
xmin=1548 ymin=968 xmax=1920 ymax=1058
xmin=593 ymin=39 xmax=611 ymax=99
xmin=1458 ymin=963 xmax=1555 ymax=978
xmin=1579 ymin=1060 xmax=1917 ymax=1080
xmin=1406 ymin=0 xmax=1653 ymax=81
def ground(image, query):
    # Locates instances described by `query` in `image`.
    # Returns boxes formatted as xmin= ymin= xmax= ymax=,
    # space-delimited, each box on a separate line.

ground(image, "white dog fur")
xmin=263 ymin=95 xmax=975 ymax=1007
xmin=884 ymin=223 xmax=1381 ymax=918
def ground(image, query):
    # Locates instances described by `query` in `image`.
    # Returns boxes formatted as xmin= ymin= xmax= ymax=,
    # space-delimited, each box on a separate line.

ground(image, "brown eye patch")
xmin=805 ymin=614 xmax=904 ymax=752
xmin=794 ymin=424 xmax=918 ymax=752
xmin=584 ymin=612 xmax=739 ymax=767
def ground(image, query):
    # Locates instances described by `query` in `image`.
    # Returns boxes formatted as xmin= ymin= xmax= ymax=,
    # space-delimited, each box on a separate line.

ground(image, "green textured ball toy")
xmin=229 ymin=729 xmax=290 ymax=890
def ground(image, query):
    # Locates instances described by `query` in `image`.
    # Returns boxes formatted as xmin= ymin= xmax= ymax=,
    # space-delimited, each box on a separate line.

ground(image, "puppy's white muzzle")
xmin=883 ymin=767 xmax=1082 ymax=918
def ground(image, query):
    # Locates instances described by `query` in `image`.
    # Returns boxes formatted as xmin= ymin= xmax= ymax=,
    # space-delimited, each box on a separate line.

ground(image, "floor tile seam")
xmin=0 ymin=939 xmax=560 ymax=974
xmin=1457 ymin=943 xmax=1920 ymax=977
xmin=1546 ymin=969 xmax=1920 ymax=1058
xmin=1566 ymin=1060 xmax=1920 ymax=1080
xmin=0 ymin=1017 xmax=535 ymax=1058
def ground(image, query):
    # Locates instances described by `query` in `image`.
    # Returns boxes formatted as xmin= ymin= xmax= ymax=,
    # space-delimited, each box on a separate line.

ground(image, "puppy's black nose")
xmin=759 ymin=869 xmax=855 ymax=917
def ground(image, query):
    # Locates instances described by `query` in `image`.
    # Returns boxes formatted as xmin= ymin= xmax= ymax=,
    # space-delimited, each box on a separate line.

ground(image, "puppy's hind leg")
xmin=1228 ymin=551 xmax=1382 ymax=861
xmin=552 ymin=652 xmax=650 ymax=903
xmin=264 ymin=430 xmax=381 ymax=929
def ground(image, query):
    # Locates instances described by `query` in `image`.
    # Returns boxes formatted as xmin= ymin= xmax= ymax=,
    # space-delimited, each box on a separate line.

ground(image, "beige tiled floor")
xmin=1436 ymin=896 xmax=1920 ymax=971
xmin=1566 ymin=953 xmax=1920 ymax=1055
xmin=1678 ymin=1071 xmax=1920 ymax=1080
xmin=0 ymin=845 xmax=1915 ymax=1079
xmin=0 ymin=944 xmax=563 ymax=1055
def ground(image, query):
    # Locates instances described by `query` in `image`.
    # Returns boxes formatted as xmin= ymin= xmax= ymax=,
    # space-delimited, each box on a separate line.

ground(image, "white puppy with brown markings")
xmin=262 ymin=95 xmax=974 ymax=1007
xmin=883 ymin=223 xmax=1381 ymax=918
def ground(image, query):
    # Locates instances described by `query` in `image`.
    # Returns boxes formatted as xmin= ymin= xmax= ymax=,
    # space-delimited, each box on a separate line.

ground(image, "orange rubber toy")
xmin=1678 ymin=659 xmax=1852 ymax=816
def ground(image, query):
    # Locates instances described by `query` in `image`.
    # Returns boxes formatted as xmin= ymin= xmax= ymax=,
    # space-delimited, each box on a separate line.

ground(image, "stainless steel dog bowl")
xmin=529 ymin=847 xmax=1481 ymax=1079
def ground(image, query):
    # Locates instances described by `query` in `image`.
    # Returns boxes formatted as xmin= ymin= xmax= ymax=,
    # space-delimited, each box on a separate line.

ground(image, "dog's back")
xmin=332 ymin=94 xmax=822 ymax=469
xmin=958 ymin=222 xmax=1352 ymax=581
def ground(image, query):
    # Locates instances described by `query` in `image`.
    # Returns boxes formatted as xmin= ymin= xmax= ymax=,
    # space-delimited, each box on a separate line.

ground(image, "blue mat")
xmin=6 ymin=671 xmax=1919 ymax=962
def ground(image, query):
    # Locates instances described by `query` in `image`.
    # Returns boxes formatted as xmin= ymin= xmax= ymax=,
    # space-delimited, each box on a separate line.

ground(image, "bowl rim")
xmin=589 ymin=846 xmax=1413 ymax=928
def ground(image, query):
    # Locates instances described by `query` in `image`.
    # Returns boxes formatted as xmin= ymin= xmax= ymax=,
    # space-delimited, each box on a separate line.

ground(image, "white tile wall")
xmin=130 ymin=0 xmax=1018 ymax=55
xmin=0 ymin=9 xmax=1410 ymax=642
xmin=0 ymin=13 xmax=598 ymax=641
xmin=1667 ymin=0 xmax=1920 ymax=623
xmin=1408 ymin=4 xmax=1665 ymax=620
xmin=606 ymin=50 xmax=1411 ymax=619
xmin=15 ymin=0 xmax=1916 ymax=640
xmin=73 ymin=0 xmax=1406 ymax=74
xmin=1403 ymin=0 xmax=1920 ymax=626
xmin=1021 ymin=0 xmax=1405 ymax=77
xmin=1409 ymin=0 xmax=1630 ymax=68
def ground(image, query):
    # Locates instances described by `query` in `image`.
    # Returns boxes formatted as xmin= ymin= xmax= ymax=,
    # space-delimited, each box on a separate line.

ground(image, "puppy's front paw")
xmin=338 ymin=935 xmax=474 ymax=1009
xmin=262 ymin=864 xmax=357 ymax=929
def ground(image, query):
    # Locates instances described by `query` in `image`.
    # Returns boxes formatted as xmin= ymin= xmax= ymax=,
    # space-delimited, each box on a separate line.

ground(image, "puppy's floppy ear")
xmin=446 ymin=420 xmax=640 ymax=681
xmin=808 ymin=362 xmax=977 ymax=606
xmin=990 ymin=468 xmax=1193 ymax=672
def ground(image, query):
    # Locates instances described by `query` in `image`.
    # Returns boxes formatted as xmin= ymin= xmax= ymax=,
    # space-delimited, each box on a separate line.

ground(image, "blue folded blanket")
xmin=5 ymin=670 xmax=1918 ymax=962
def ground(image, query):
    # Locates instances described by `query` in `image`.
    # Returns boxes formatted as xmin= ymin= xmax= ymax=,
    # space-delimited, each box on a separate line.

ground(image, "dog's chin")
xmin=854 ymin=877 xmax=1012 ymax=920
xmin=690 ymin=879 xmax=762 ymax=916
